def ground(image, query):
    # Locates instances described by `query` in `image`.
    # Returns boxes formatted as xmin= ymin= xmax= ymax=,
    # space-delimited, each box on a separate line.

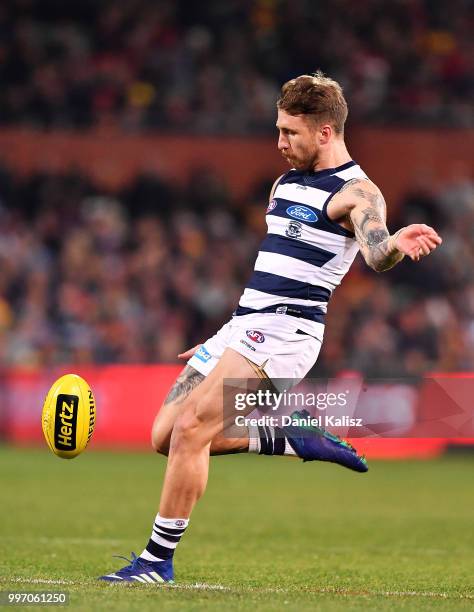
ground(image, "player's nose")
xmin=278 ymin=134 xmax=288 ymax=151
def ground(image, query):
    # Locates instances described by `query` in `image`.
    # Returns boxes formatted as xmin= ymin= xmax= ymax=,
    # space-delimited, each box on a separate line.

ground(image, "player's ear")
xmin=319 ymin=124 xmax=332 ymax=145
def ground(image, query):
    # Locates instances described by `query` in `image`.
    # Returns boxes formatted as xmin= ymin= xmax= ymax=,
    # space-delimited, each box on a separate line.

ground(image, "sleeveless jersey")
xmin=238 ymin=160 xmax=368 ymax=316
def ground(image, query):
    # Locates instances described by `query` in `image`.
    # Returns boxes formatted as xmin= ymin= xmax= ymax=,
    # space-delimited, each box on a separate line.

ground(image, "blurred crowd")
xmin=0 ymin=162 xmax=473 ymax=377
xmin=0 ymin=0 xmax=472 ymax=132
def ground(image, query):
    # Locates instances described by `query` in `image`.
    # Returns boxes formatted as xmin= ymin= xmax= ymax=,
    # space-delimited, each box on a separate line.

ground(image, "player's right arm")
xmin=328 ymin=179 xmax=442 ymax=272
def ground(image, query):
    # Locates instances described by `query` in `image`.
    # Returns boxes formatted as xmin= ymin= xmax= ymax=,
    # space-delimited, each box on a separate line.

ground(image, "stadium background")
xmin=0 ymin=2 xmax=473 ymax=608
xmin=0 ymin=0 xmax=472 ymax=457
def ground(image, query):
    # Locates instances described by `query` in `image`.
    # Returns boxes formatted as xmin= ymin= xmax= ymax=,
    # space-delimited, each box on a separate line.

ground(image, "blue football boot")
xmin=99 ymin=552 xmax=174 ymax=584
xmin=283 ymin=409 xmax=368 ymax=472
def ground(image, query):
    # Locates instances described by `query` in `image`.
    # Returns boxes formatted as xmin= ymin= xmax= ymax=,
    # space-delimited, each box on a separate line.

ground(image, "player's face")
xmin=276 ymin=110 xmax=319 ymax=171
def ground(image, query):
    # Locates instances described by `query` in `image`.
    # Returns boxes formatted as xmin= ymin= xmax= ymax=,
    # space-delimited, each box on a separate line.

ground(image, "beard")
xmin=282 ymin=148 xmax=318 ymax=171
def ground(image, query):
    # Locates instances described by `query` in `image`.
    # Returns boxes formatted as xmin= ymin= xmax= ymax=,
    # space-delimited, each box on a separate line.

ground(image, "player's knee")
xmin=171 ymin=413 xmax=200 ymax=448
xmin=171 ymin=398 xmax=213 ymax=451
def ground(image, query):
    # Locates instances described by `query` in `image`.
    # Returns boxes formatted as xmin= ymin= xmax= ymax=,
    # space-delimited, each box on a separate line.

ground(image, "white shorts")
xmin=188 ymin=313 xmax=324 ymax=384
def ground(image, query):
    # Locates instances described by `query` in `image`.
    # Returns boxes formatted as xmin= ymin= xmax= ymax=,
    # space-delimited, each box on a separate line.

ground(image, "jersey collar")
xmin=292 ymin=160 xmax=357 ymax=180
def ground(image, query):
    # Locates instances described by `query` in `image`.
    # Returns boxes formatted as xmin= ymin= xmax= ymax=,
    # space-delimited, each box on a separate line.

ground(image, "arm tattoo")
xmin=358 ymin=207 xmax=384 ymax=231
xmin=349 ymin=187 xmax=403 ymax=272
xmin=164 ymin=365 xmax=205 ymax=405
xmin=366 ymin=229 xmax=390 ymax=246
xmin=337 ymin=177 xmax=369 ymax=194
xmin=352 ymin=188 xmax=387 ymax=216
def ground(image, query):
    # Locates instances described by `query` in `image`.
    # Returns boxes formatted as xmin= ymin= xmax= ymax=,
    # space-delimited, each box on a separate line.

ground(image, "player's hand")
xmin=178 ymin=345 xmax=201 ymax=360
xmin=394 ymin=224 xmax=442 ymax=262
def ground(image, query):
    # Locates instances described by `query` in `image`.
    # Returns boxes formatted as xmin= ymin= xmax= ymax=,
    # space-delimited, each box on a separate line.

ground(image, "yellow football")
xmin=41 ymin=374 xmax=96 ymax=459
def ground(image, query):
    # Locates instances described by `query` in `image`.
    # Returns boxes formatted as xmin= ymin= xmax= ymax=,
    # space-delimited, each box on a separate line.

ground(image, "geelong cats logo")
xmin=285 ymin=220 xmax=302 ymax=238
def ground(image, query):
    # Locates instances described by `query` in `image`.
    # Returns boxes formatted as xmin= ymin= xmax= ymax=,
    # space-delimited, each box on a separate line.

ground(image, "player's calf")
xmin=151 ymin=425 xmax=171 ymax=456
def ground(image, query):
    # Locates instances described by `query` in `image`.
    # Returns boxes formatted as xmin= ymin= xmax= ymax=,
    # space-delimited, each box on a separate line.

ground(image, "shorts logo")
xmin=175 ymin=520 xmax=186 ymax=528
xmin=266 ymin=199 xmax=277 ymax=213
xmin=286 ymin=205 xmax=318 ymax=223
xmin=195 ymin=345 xmax=212 ymax=363
xmin=285 ymin=220 xmax=302 ymax=239
xmin=240 ymin=339 xmax=256 ymax=351
xmin=246 ymin=330 xmax=265 ymax=343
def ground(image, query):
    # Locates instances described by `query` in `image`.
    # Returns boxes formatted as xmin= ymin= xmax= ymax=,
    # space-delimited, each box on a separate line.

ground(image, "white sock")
xmin=140 ymin=513 xmax=189 ymax=562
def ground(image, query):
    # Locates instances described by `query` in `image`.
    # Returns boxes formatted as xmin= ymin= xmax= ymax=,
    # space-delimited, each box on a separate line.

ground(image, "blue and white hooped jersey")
xmin=238 ymin=160 xmax=368 ymax=315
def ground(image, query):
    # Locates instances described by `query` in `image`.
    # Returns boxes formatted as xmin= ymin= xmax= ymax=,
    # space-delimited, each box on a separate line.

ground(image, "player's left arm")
xmin=329 ymin=179 xmax=442 ymax=272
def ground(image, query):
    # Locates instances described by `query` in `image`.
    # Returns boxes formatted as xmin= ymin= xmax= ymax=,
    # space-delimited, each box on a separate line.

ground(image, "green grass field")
xmin=1 ymin=447 xmax=473 ymax=611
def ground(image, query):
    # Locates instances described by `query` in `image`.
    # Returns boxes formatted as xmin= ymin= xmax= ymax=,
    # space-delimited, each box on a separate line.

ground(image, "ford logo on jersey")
xmin=286 ymin=205 xmax=318 ymax=223
xmin=246 ymin=330 xmax=265 ymax=343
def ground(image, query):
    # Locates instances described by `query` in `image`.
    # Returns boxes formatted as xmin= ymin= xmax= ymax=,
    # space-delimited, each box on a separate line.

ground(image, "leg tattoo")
xmin=164 ymin=365 xmax=205 ymax=406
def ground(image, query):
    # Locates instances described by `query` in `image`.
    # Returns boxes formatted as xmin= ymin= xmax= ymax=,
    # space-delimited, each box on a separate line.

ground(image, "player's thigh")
xmin=152 ymin=320 xmax=237 ymax=452
xmin=151 ymin=365 xmax=205 ymax=452
xmin=174 ymin=348 xmax=260 ymax=445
